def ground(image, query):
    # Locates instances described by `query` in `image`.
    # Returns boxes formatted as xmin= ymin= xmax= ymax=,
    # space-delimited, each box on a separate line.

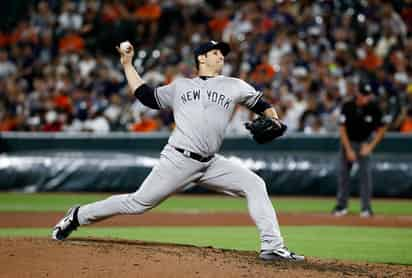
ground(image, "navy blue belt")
xmin=174 ymin=147 xmax=214 ymax=162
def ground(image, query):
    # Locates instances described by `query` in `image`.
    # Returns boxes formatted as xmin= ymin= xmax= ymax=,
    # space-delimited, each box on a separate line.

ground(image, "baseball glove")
xmin=245 ymin=117 xmax=287 ymax=144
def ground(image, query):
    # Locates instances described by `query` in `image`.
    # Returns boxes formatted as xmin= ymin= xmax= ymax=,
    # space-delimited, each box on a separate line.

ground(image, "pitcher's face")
xmin=200 ymin=49 xmax=224 ymax=72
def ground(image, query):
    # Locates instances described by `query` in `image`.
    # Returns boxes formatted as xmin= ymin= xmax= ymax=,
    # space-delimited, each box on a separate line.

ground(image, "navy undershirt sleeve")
xmin=250 ymin=98 xmax=271 ymax=115
xmin=134 ymin=84 xmax=161 ymax=109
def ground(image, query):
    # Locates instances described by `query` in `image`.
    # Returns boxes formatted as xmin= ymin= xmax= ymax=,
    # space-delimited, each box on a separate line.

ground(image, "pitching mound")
xmin=2 ymin=238 xmax=411 ymax=278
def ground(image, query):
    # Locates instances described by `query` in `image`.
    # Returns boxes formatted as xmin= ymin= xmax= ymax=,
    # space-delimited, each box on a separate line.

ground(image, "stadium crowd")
xmin=0 ymin=0 xmax=411 ymax=134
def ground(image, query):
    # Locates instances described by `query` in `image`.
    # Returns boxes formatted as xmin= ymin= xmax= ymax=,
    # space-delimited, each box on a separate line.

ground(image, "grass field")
xmin=1 ymin=193 xmax=412 ymax=215
xmin=1 ymin=193 xmax=411 ymax=265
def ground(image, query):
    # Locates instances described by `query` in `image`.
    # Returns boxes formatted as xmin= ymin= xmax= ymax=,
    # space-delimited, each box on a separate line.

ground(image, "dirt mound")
xmin=1 ymin=238 xmax=411 ymax=278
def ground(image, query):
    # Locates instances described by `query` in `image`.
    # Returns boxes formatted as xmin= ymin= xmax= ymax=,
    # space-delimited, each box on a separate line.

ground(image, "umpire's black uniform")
xmin=333 ymin=83 xmax=387 ymax=217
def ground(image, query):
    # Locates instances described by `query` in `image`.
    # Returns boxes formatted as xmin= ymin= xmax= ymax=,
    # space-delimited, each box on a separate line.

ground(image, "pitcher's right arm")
xmin=117 ymin=41 xmax=162 ymax=109
xmin=116 ymin=41 xmax=145 ymax=92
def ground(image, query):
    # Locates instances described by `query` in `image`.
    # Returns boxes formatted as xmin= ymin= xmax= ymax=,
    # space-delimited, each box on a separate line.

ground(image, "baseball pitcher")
xmin=52 ymin=40 xmax=304 ymax=262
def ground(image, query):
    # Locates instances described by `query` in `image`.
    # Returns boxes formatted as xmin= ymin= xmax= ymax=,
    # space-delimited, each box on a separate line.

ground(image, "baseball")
xmin=119 ymin=41 xmax=132 ymax=53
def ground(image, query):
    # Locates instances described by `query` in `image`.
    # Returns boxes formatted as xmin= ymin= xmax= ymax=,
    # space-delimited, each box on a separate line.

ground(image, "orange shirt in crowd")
xmin=135 ymin=4 xmax=161 ymax=21
xmin=0 ymin=32 xmax=9 ymax=47
xmin=102 ymin=3 xmax=125 ymax=23
xmin=250 ymin=63 xmax=276 ymax=84
xmin=54 ymin=95 xmax=72 ymax=112
xmin=400 ymin=118 xmax=412 ymax=133
xmin=0 ymin=117 xmax=18 ymax=131
xmin=59 ymin=33 xmax=85 ymax=53
xmin=130 ymin=118 xmax=159 ymax=132
xmin=8 ymin=23 xmax=38 ymax=45
xmin=208 ymin=17 xmax=229 ymax=32
xmin=359 ymin=49 xmax=382 ymax=71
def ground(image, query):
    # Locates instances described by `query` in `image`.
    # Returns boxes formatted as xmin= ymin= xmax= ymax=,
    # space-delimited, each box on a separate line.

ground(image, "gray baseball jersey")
xmin=155 ymin=76 xmax=262 ymax=156
xmin=76 ymin=76 xmax=285 ymax=251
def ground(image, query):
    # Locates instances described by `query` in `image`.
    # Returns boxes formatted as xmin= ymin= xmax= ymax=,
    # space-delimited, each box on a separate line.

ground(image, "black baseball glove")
xmin=245 ymin=117 xmax=287 ymax=144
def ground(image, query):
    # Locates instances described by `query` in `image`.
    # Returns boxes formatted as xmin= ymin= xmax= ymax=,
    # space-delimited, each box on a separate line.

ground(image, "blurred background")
xmin=1 ymin=2 xmax=412 ymax=268
xmin=0 ymin=0 xmax=411 ymax=195
xmin=0 ymin=0 xmax=411 ymax=134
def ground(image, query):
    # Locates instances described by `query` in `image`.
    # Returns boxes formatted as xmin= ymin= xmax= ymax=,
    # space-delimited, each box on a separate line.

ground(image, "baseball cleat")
xmin=259 ymin=246 xmax=304 ymax=262
xmin=360 ymin=209 xmax=374 ymax=218
xmin=332 ymin=205 xmax=348 ymax=216
xmin=52 ymin=205 xmax=80 ymax=241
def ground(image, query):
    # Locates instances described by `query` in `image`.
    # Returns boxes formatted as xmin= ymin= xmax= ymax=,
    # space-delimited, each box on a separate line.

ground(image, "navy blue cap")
xmin=194 ymin=41 xmax=230 ymax=58
xmin=358 ymin=82 xmax=373 ymax=95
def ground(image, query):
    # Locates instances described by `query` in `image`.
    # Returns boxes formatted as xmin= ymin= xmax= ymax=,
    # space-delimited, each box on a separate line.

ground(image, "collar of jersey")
xmin=199 ymin=75 xmax=217 ymax=80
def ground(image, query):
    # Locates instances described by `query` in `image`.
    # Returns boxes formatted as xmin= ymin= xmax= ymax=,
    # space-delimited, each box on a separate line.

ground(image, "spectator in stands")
xmin=303 ymin=115 xmax=326 ymax=135
xmin=83 ymin=106 xmax=110 ymax=133
xmin=0 ymin=50 xmax=16 ymax=78
xmin=400 ymin=107 xmax=412 ymax=133
xmin=0 ymin=1 xmax=410 ymax=133
xmin=42 ymin=110 xmax=63 ymax=132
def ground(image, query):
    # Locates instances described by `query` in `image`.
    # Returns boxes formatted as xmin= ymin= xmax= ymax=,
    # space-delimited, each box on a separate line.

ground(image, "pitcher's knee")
xmin=255 ymin=177 xmax=268 ymax=192
xmin=244 ymin=176 xmax=268 ymax=196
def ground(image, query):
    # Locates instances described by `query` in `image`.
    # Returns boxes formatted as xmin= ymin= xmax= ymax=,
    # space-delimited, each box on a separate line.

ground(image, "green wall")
xmin=0 ymin=132 xmax=411 ymax=196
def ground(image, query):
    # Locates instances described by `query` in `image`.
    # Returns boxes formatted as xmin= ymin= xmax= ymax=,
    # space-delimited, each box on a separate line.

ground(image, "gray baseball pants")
xmin=77 ymin=144 xmax=284 ymax=251
xmin=336 ymin=141 xmax=373 ymax=211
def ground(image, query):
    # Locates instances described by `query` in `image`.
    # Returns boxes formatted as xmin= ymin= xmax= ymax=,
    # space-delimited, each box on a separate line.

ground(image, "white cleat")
xmin=52 ymin=205 xmax=80 ymax=241
xmin=259 ymin=246 xmax=305 ymax=262
xmin=332 ymin=206 xmax=348 ymax=217
xmin=360 ymin=209 xmax=374 ymax=218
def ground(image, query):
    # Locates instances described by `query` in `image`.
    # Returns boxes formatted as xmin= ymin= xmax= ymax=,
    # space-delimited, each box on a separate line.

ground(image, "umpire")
xmin=332 ymin=82 xmax=388 ymax=217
